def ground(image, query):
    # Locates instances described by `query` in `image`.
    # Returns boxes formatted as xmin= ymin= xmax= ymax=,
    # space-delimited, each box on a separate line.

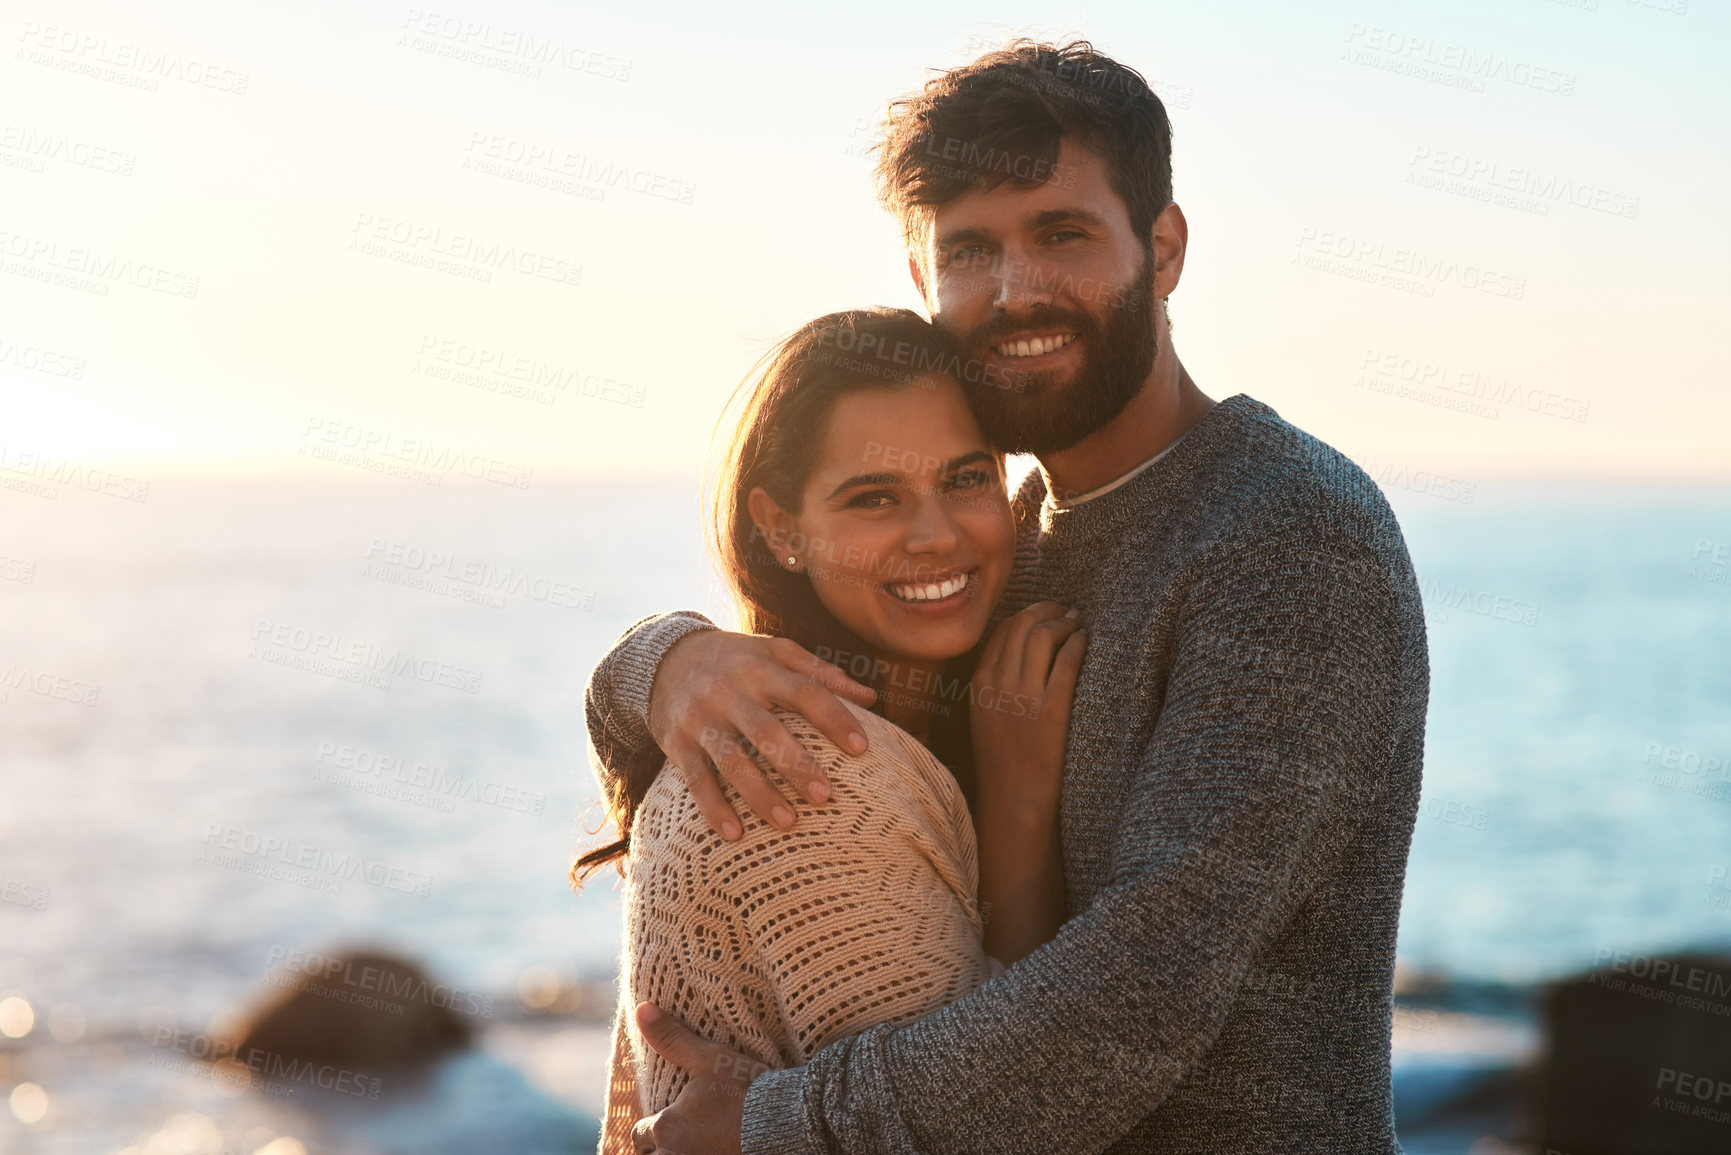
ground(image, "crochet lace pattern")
xmin=600 ymin=702 xmax=998 ymax=1153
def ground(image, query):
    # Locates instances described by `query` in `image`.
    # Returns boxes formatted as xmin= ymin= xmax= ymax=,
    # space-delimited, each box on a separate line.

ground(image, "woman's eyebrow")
xmin=944 ymin=451 xmax=995 ymax=473
xmin=827 ymin=471 xmax=901 ymax=499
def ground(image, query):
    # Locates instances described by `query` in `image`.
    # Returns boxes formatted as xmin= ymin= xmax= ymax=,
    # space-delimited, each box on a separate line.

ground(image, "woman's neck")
xmin=873 ymin=652 xmax=949 ymax=744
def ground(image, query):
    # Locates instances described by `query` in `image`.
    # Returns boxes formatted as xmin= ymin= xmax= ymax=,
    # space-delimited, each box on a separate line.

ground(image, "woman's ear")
xmin=746 ymin=487 xmax=802 ymax=570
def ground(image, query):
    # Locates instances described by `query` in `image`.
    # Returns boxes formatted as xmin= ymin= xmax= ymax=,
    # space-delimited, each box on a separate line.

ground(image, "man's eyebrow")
xmin=934 ymin=226 xmax=993 ymax=252
xmin=1029 ymin=207 xmax=1108 ymax=231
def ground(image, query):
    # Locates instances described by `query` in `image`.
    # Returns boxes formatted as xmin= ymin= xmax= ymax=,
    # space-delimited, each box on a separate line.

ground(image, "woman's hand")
xmin=969 ymin=601 xmax=1086 ymax=964
xmin=970 ymin=601 xmax=1087 ymax=819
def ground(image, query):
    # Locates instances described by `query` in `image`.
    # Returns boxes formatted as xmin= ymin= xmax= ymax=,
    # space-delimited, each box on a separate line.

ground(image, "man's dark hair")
xmin=874 ymin=40 xmax=1174 ymax=252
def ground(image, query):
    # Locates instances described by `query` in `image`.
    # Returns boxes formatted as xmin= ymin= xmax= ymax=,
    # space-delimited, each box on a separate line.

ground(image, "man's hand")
xmin=649 ymin=630 xmax=876 ymax=839
xmin=630 ymin=1002 xmax=761 ymax=1155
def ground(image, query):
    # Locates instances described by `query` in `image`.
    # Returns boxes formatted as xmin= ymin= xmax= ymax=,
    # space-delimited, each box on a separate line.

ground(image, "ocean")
xmin=2 ymin=475 xmax=1727 ymax=1152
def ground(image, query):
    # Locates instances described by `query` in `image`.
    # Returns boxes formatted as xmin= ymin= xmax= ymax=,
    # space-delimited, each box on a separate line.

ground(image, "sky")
xmin=1 ymin=0 xmax=1726 ymax=483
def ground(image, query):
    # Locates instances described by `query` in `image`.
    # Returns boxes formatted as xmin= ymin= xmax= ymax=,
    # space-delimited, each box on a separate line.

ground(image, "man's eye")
xmin=1047 ymin=229 xmax=1083 ymax=244
xmin=949 ymin=244 xmax=987 ymax=264
xmin=847 ymin=490 xmax=896 ymax=509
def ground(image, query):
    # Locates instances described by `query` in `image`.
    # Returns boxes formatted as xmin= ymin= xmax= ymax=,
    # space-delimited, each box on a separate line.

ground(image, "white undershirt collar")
xmin=1047 ymin=424 xmax=1196 ymax=510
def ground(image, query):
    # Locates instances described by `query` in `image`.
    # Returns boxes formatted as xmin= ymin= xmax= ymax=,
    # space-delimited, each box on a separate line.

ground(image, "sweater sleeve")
xmin=740 ymin=526 xmax=1409 ymax=1155
xmin=584 ymin=611 xmax=716 ymax=793
xmin=720 ymin=713 xmax=997 ymax=1063
xmin=626 ymin=706 xmax=998 ymax=1116
xmin=599 ymin=998 xmax=644 ymax=1155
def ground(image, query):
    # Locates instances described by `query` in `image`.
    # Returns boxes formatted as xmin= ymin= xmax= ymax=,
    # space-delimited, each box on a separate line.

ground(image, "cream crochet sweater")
xmin=600 ymin=701 xmax=1002 ymax=1153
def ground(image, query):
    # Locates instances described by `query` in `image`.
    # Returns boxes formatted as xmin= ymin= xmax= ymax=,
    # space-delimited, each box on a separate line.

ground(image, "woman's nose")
xmin=902 ymin=496 xmax=961 ymax=554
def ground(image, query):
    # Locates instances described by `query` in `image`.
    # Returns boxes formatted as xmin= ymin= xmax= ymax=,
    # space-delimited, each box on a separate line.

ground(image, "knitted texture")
xmin=598 ymin=702 xmax=1000 ymax=1154
xmin=584 ymin=395 xmax=1429 ymax=1154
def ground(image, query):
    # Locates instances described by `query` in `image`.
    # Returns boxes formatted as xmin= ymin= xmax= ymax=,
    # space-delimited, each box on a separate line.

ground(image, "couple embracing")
xmin=575 ymin=40 xmax=1429 ymax=1155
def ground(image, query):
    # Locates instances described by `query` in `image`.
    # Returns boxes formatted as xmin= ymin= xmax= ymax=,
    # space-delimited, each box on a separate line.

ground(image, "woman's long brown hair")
xmin=572 ymin=308 xmax=971 ymax=884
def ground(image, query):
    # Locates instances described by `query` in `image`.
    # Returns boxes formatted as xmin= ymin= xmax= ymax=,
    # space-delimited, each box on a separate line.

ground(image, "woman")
xmin=574 ymin=308 xmax=1084 ymax=1154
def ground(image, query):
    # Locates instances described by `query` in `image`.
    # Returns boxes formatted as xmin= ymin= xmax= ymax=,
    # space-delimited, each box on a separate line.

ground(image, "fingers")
xmin=735 ymin=701 xmax=831 ymax=805
xmin=666 ymin=736 xmax=744 ymax=841
xmin=699 ymin=724 xmax=796 ymax=830
xmin=636 ymin=1002 xmax=723 ymax=1073
xmin=997 ymin=602 xmax=1074 ymax=684
xmin=770 ymin=636 xmax=877 ymax=710
xmin=1047 ymin=629 xmax=1088 ymax=709
xmin=1021 ymin=615 xmax=1082 ymax=686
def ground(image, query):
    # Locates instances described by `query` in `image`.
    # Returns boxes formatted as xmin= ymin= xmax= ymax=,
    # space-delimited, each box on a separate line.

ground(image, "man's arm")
xmin=584 ymin=613 xmax=879 ymax=836
xmin=584 ymin=610 xmax=716 ymax=793
xmin=739 ymin=525 xmax=1415 ymax=1155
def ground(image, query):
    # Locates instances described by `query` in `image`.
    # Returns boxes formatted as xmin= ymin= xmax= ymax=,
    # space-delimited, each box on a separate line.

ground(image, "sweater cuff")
xmin=741 ymin=1066 xmax=824 ymax=1155
xmin=610 ymin=612 xmax=717 ymax=748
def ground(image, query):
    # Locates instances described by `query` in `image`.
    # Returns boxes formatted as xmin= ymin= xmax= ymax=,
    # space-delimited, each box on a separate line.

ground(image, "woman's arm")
xmin=661 ymin=707 xmax=997 ymax=1068
xmin=969 ymin=602 xmax=1087 ymax=964
xmin=599 ymin=999 xmax=644 ymax=1154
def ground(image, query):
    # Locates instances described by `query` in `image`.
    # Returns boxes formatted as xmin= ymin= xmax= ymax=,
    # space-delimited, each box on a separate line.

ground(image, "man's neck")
xmin=1039 ymin=347 xmax=1215 ymax=502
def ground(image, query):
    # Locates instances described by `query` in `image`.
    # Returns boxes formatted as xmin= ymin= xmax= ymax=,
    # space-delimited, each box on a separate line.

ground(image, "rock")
xmin=222 ymin=950 xmax=473 ymax=1075
xmin=1530 ymin=951 xmax=1731 ymax=1154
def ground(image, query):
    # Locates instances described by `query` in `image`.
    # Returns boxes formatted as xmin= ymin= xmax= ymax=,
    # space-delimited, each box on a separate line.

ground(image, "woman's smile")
xmin=882 ymin=567 xmax=979 ymax=611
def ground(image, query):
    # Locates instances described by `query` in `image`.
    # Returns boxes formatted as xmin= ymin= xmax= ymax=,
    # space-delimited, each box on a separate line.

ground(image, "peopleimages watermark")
xmin=411 ymin=334 xmax=645 ymax=408
xmin=463 ymin=131 xmax=695 ymax=205
xmin=1638 ymin=741 xmax=1731 ymax=803
xmin=1294 ymin=228 xmax=1526 ymax=300
xmin=1653 ymin=1065 xmax=1731 ymax=1125
xmin=1406 ymin=145 xmax=1639 ymax=220
xmin=0 ymin=876 xmax=49 ymax=911
xmin=146 ymin=1027 xmax=382 ymax=1099
xmin=0 ymin=332 xmax=86 ymax=381
xmin=1342 ymin=22 xmax=1577 ymax=98
xmin=364 ymin=538 xmax=594 ymax=611
xmin=0 ymin=555 xmax=36 ymax=584
xmin=0 ymin=123 xmax=135 ymax=177
xmin=1690 ymin=538 xmax=1729 ymax=590
xmin=347 ymin=212 xmax=582 ymax=289
xmin=312 ymin=740 xmax=546 ymax=816
xmin=0 ymin=225 xmax=200 ymax=298
xmin=1419 ymin=578 xmax=1540 ymax=627
xmin=248 ymin=617 xmax=484 ymax=694
xmin=1350 ymin=455 xmax=1477 ymax=504
xmin=263 ymin=946 xmax=497 ymax=1019
xmin=0 ymin=662 xmax=100 ymax=708
xmin=1353 ymin=348 xmax=1590 ymax=425
xmin=300 ymin=417 xmax=534 ymax=489
xmin=198 ymin=823 xmax=434 ymax=896
xmin=1588 ymin=948 xmax=1731 ymax=1016
xmin=14 ymin=21 xmax=251 ymax=95
xmin=810 ymin=319 xmax=1035 ymax=394
xmin=0 ymin=444 xmax=148 ymax=502
xmin=398 ymin=8 xmax=631 ymax=82
xmin=1707 ymin=865 xmax=1731 ymax=915
xmin=1417 ymin=795 xmax=1489 ymax=829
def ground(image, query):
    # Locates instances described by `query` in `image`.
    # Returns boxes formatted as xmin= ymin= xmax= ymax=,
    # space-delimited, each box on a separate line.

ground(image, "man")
xmin=588 ymin=40 xmax=1428 ymax=1154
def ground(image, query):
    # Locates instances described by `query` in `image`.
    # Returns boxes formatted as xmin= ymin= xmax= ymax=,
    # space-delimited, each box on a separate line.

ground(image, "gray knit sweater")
xmin=583 ymin=394 xmax=1428 ymax=1154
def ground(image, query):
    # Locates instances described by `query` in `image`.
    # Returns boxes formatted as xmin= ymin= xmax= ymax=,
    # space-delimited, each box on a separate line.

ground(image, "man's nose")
xmin=991 ymin=243 xmax=1054 ymax=312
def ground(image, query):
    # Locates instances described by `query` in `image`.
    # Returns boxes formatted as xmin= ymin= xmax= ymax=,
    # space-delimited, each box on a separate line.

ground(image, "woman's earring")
xmin=786 ymin=556 xmax=800 ymax=571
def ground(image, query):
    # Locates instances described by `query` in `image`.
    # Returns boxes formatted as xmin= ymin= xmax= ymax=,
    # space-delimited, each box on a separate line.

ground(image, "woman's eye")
xmin=846 ymin=490 xmax=896 ymax=510
xmin=948 ymin=469 xmax=996 ymax=491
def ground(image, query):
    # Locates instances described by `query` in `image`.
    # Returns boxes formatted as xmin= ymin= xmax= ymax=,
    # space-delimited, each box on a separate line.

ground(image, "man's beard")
xmin=958 ymin=252 xmax=1158 ymax=456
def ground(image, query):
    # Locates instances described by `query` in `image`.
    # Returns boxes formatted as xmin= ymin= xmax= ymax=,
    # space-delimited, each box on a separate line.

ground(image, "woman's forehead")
xmin=813 ymin=381 xmax=993 ymax=478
